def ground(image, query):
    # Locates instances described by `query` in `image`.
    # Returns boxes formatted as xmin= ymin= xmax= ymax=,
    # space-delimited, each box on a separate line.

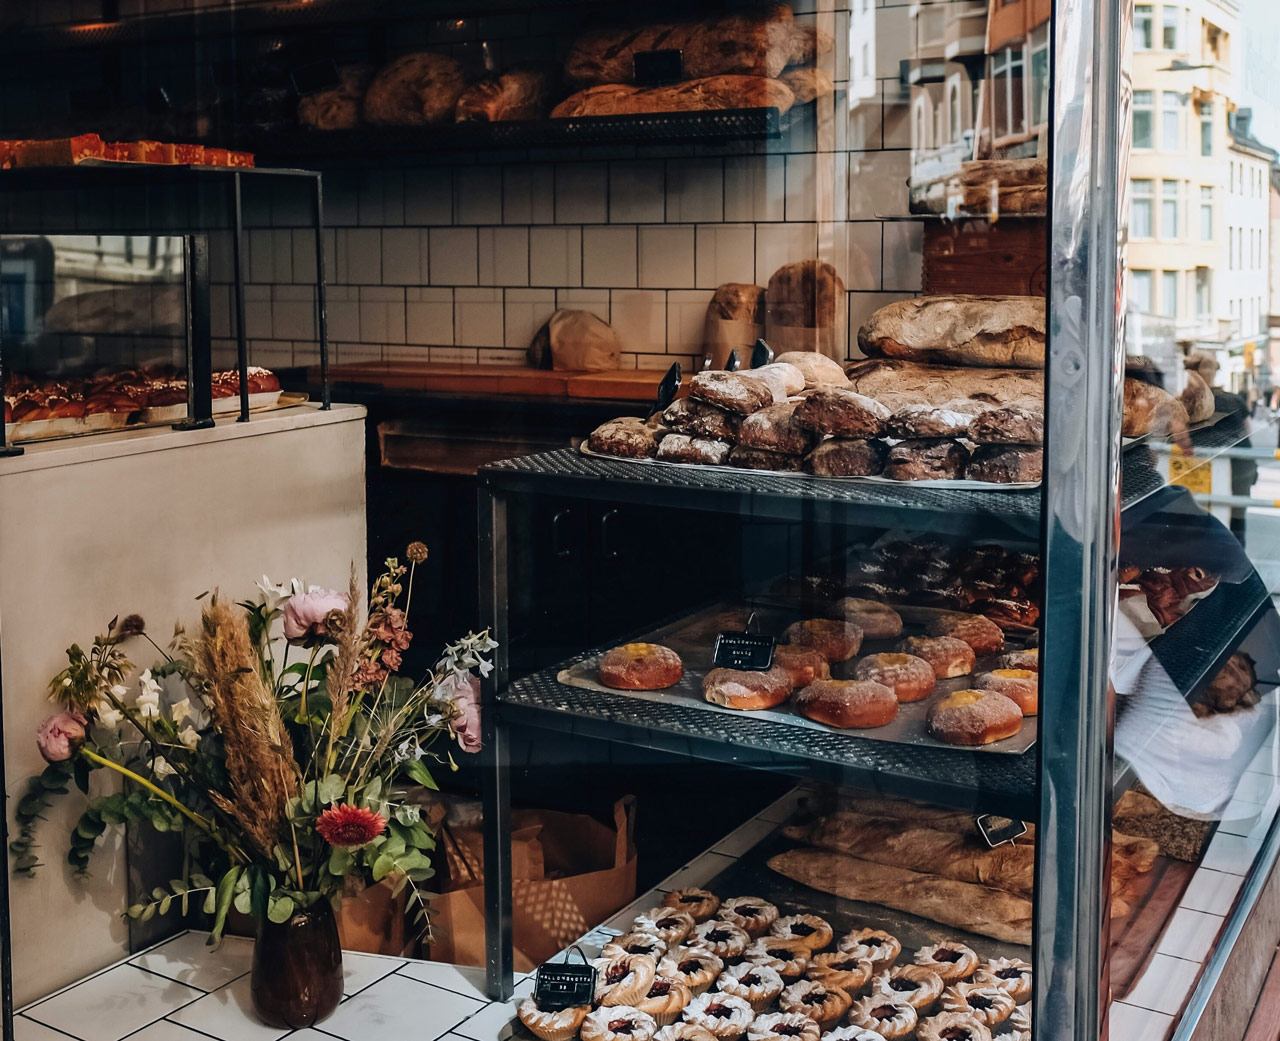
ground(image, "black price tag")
xmin=633 ymin=49 xmax=684 ymax=85
xmin=291 ymin=59 xmax=343 ymax=97
xmin=751 ymin=338 xmax=774 ymax=369
xmin=649 ymin=361 xmax=682 ymax=418
xmin=724 ymin=349 xmax=741 ymax=372
xmin=534 ymin=958 xmax=596 ymax=1011
xmin=713 ymin=631 xmax=777 ymax=671
xmin=976 ymin=814 xmax=1028 ymax=848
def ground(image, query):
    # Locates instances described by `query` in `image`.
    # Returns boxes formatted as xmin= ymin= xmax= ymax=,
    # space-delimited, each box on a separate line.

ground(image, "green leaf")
xmin=402 ymin=759 xmax=438 ymax=791
xmin=152 ymin=887 xmax=168 ymax=902
xmin=318 ymin=775 xmax=345 ymax=805
xmin=209 ymin=866 xmax=241 ymax=943
xmin=159 ymin=896 xmax=171 ymax=916
xmin=73 ymin=758 xmax=90 ymax=794
xmin=169 ymin=879 xmax=189 ymax=895
xmin=250 ymin=867 xmax=270 ymax=925
xmin=327 ymin=847 xmax=354 ymax=876
xmin=191 ymin=873 xmax=213 ymax=889
xmin=371 ymin=853 xmax=397 ymax=882
xmin=126 ymin=904 xmax=145 ymax=919
xmin=233 ymin=890 xmax=252 ymax=915
xmin=267 ymin=895 xmax=295 ymax=924
xmin=202 ymin=889 xmax=217 ymax=915
xmin=140 ymin=903 xmax=156 ymax=923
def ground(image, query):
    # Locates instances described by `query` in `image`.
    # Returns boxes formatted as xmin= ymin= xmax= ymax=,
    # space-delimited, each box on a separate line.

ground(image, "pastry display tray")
xmin=140 ymin=388 xmax=290 ymax=423
xmin=580 ymin=443 xmax=1041 ymax=491
xmin=556 ymin=602 xmax=1037 ymax=755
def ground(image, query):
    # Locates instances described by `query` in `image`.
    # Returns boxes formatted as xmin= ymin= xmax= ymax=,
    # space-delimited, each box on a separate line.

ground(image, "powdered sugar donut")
xmin=599 ymin=643 xmax=685 ymax=690
xmin=794 ymin=679 xmax=898 ymax=729
xmin=973 ymin=669 xmax=1038 ymax=715
xmin=895 ymin=636 xmax=975 ymax=679
xmin=772 ymin=644 xmax=831 ymax=688
xmin=854 ymin=653 xmax=936 ymax=703
xmin=925 ymin=613 xmax=1005 ymax=656
xmin=833 ymin=598 xmax=903 ymax=639
xmin=702 ymin=665 xmax=794 ymax=711
xmin=782 ymin=619 xmax=864 ymax=662
xmin=927 ymin=689 xmax=1023 ymax=746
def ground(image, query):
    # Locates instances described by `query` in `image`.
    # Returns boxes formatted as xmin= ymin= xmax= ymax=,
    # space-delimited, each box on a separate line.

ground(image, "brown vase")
xmin=251 ymin=898 xmax=344 ymax=1028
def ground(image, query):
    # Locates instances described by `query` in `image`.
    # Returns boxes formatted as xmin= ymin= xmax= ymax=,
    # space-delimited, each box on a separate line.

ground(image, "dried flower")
xmin=282 ymin=587 xmax=350 ymax=645
xmin=353 ymin=661 xmax=388 ymax=687
xmin=151 ymin=757 xmax=176 ymax=780
xmin=36 ymin=711 xmax=86 ymax=763
xmin=367 ymin=608 xmax=412 ymax=652
xmin=315 ymin=804 xmax=387 ymax=848
xmin=118 ymin=615 xmax=147 ymax=637
xmin=381 ymin=648 xmax=403 ymax=672
xmin=406 ymin=542 xmax=429 ymax=564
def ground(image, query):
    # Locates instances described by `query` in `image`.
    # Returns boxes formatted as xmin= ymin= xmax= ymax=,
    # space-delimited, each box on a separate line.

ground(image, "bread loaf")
xmin=298 ymin=65 xmax=372 ymax=130
xmin=960 ymin=158 xmax=1047 ymax=188
xmin=766 ymin=260 xmax=847 ymax=357
xmin=565 ymin=6 xmax=795 ymax=87
xmin=961 ymin=184 xmax=1047 ymax=215
xmin=551 ymin=76 xmax=795 ymax=119
xmin=455 ymin=67 xmax=553 ymax=122
xmin=1122 ymin=377 xmax=1191 ymax=440
xmin=786 ymin=22 xmax=834 ymax=66
xmin=1180 ymin=369 xmax=1215 ymax=424
xmin=704 ymin=283 xmax=766 ymax=369
xmin=858 ymin=296 xmax=1046 ymax=369
xmin=780 ymin=67 xmax=834 ymax=104
xmin=845 ymin=358 xmax=1043 ymax=408
xmin=364 ymin=53 xmax=467 ymax=125
xmin=774 ymin=351 xmax=849 ymax=388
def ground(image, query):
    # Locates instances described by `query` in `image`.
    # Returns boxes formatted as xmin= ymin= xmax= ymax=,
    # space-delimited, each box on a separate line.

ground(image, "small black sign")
xmin=752 ymin=338 xmax=774 ymax=369
xmin=534 ymin=949 xmax=596 ymax=1011
xmin=291 ymin=59 xmax=343 ymax=97
xmin=649 ymin=362 xmax=682 ymax=418
xmin=633 ymin=49 xmax=684 ymax=86
xmin=724 ymin=349 xmax=741 ymax=372
xmin=714 ymin=631 xmax=777 ymax=671
xmin=976 ymin=814 xmax=1028 ymax=848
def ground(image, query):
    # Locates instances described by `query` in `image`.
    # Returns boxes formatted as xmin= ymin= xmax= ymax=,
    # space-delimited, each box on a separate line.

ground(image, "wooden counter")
xmin=317 ymin=361 xmax=683 ymax=402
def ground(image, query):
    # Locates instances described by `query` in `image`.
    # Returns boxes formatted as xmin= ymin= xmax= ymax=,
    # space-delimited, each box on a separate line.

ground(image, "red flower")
xmin=315 ymin=804 xmax=387 ymax=848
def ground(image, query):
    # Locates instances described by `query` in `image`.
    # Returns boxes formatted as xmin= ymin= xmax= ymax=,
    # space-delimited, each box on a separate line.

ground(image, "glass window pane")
xmin=1136 ymin=4 xmax=1154 ymax=49
xmin=1162 ymin=4 xmax=1178 ymax=49
xmin=1131 ymin=269 xmax=1154 ymax=310
xmin=1160 ymin=270 xmax=1178 ymax=316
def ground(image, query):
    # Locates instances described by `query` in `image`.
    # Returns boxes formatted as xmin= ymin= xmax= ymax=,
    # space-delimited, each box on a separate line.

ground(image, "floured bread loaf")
xmin=364 ymin=53 xmax=467 ymax=125
xmin=552 ymin=76 xmax=795 ymax=118
xmin=858 ymin=296 xmax=1046 ymax=369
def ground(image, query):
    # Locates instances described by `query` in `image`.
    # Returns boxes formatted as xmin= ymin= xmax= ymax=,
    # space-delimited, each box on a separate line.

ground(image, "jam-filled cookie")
xmin=913 ymin=942 xmax=979 ymax=983
xmin=847 ymin=996 xmax=918 ymax=1040
xmin=662 ymin=888 xmax=720 ymax=922
xmin=870 ymin=964 xmax=944 ymax=1012
xmin=838 ymin=928 xmax=902 ymax=969
xmin=769 ymin=914 xmax=833 ymax=952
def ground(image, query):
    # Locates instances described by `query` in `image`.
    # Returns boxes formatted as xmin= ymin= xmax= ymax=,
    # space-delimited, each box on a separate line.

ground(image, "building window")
xmin=914 ymin=97 xmax=929 ymax=149
xmin=1161 ymin=180 xmax=1179 ymax=238
xmin=1161 ymin=271 xmax=1179 ymax=318
xmin=1131 ymin=269 xmax=1154 ymax=311
xmin=1161 ymin=91 xmax=1182 ymax=150
xmin=1030 ymin=25 xmax=1050 ymax=128
xmin=1132 ymin=179 xmax=1154 ymax=238
xmin=1162 ymin=5 xmax=1179 ymax=49
xmin=1195 ymin=267 xmax=1211 ymax=316
xmin=1200 ymin=186 xmax=1213 ymax=239
xmin=1136 ymin=4 xmax=1154 ymax=49
xmin=948 ymin=82 xmax=961 ymax=143
xmin=992 ymin=45 xmax=1026 ymax=140
xmin=1133 ymin=90 xmax=1154 ymax=149
xmin=1200 ymin=100 xmax=1213 ymax=156
xmin=1229 ymin=227 xmax=1235 ymax=269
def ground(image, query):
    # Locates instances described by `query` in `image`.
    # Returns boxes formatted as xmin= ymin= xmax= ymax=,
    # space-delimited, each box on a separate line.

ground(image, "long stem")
xmin=299 ymin=646 xmax=319 ymax=721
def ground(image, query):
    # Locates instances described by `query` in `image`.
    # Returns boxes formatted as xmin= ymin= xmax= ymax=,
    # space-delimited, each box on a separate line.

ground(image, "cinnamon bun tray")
xmin=557 ymin=602 xmax=1038 ymax=755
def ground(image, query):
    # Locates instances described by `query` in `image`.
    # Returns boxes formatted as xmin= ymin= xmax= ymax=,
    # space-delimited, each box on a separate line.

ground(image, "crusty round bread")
xmin=833 ymin=598 xmax=903 ymax=639
xmin=927 ymin=689 xmax=1023 ymax=746
xmin=781 ymin=619 xmax=864 ymax=662
xmin=774 ymin=351 xmax=849 ymax=388
xmin=794 ymin=679 xmax=898 ymax=729
xmin=599 ymin=643 xmax=685 ymax=690
xmin=772 ymin=644 xmax=831 ymax=688
xmin=702 ymin=665 xmax=793 ymax=710
xmin=894 ymin=636 xmax=975 ymax=679
xmin=753 ymin=361 xmax=805 ymax=396
xmin=974 ymin=669 xmax=1038 ymax=715
xmin=925 ymin=614 xmax=1005 ymax=656
xmin=993 ymin=649 xmax=1039 ymax=672
xmin=853 ymin=653 xmax=936 ymax=703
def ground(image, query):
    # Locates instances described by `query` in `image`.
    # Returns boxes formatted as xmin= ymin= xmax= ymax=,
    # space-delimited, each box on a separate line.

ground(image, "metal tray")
xmin=557 ymin=602 xmax=1037 ymax=755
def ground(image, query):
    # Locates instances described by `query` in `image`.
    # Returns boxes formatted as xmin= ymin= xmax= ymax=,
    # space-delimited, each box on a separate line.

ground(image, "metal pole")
xmin=0 ymin=279 xmax=22 ymax=458
xmin=231 ymin=173 xmax=249 ymax=423
xmin=174 ymin=235 xmax=214 ymax=431
xmin=313 ymin=175 xmax=330 ymax=410
xmin=0 ymin=635 xmax=15 ymax=1041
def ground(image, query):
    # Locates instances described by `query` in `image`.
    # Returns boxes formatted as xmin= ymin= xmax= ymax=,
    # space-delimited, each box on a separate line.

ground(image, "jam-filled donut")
xmin=682 ymin=992 xmax=754 ymax=1041
xmin=582 ymin=1006 xmax=659 ymax=1041
xmin=604 ymin=932 xmax=669 ymax=962
xmin=658 ymin=948 xmax=722 ymax=996
xmin=772 ymin=645 xmax=831 ymax=688
xmin=745 ymin=1012 xmax=821 ymax=1041
xmin=894 ymin=636 xmax=975 ymax=679
xmin=914 ymin=942 xmax=980 ymax=982
xmin=662 ymin=888 xmax=719 ymax=922
xmin=595 ymin=953 xmax=659 ymax=1006
xmin=973 ymin=670 xmax=1038 ymax=715
xmin=927 ymin=690 xmax=1023 ymax=746
xmin=770 ymin=914 xmax=833 ymax=952
xmin=914 ymin=1011 xmax=992 ymax=1041
xmin=781 ymin=619 xmax=864 ymax=662
xmin=743 ymin=937 xmax=812 ymax=980
xmin=691 ymin=920 xmax=751 ymax=962
xmin=847 ymin=996 xmax=918 ymax=1040
xmin=655 ymin=1026 xmax=717 ymax=1041
xmin=717 ymin=962 xmax=784 ymax=1012
xmin=807 ymin=951 xmax=873 ymax=993
xmin=778 ymin=979 xmax=852 ymax=1031
xmin=794 ymin=680 xmax=898 ymax=729
xmin=838 ymin=928 xmax=902 ymax=969
xmin=633 ymin=907 xmax=695 ymax=947
xmin=940 ymin=981 xmax=1015 ymax=1029
xmin=870 ymin=964 xmax=944 ymax=1012
xmin=853 ymin=653 xmax=936 ymax=703
xmin=599 ymin=643 xmax=685 ymax=690
xmin=925 ymin=613 xmax=1005 ymax=656
xmin=702 ymin=665 xmax=794 ymax=711
xmin=636 ymin=978 xmax=694 ymax=1027
xmin=518 ymin=998 xmax=591 ymax=1041
xmin=993 ymin=648 xmax=1039 ymax=672
xmin=980 ymin=958 xmax=1032 ymax=1004
xmin=833 ymin=598 xmax=903 ymax=640
xmin=716 ymin=897 xmax=779 ymax=937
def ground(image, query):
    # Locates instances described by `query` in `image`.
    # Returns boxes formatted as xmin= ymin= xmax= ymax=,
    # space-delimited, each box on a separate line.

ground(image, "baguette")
xmin=858 ymin=296 xmax=1046 ymax=369
xmin=552 ymin=76 xmax=795 ymax=119
xmin=768 ymin=847 xmax=1033 ymax=944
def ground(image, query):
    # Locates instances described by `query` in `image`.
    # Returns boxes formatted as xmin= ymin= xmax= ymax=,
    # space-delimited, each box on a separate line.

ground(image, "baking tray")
xmin=580 ymin=443 xmax=1041 ymax=491
xmin=5 ymin=410 xmax=129 ymax=442
xmin=140 ymin=388 xmax=288 ymax=424
xmin=557 ymin=602 xmax=1038 ymax=755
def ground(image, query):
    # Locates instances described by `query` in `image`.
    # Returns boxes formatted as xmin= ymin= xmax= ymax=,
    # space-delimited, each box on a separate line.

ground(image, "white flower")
xmin=62 ymin=677 xmax=72 ymax=687
xmin=109 ymin=683 xmax=128 ymax=700
xmin=152 ymin=757 xmax=176 ymax=780
xmin=255 ymin=576 xmax=299 ymax=612
xmin=170 ymin=698 xmax=192 ymax=725
xmin=138 ymin=669 xmax=163 ymax=699
xmin=135 ymin=689 xmax=161 ymax=719
xmin=96 ymin=707 xmax=124 ymax=730
xmin=178 ymin=726 xmax=199 ymax=750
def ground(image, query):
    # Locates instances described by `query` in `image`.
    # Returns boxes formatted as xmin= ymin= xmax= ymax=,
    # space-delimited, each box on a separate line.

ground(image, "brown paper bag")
xmin=336 ymin=875 xmax=414 ymax=956
xmin=527 ymin=309 xmax=623 ymax=371
xmin=765 ymin=260 xmax=847 ymax=363
xmin=427 ymin=798 xmax=636 ymax=971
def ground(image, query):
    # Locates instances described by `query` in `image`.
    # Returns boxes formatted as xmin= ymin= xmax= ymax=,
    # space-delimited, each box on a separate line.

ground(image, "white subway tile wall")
xmin=193 ymin=0 xmax=927 ymax=371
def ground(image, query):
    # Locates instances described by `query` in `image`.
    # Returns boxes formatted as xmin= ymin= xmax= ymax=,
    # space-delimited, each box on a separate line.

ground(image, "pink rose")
xmin=440 ymin=672 xmax=482 ymax=753
xmin=282 ymin=587 xmax=349 ymax=645
xmin=36 ymin=710 xmax=86 ymax=763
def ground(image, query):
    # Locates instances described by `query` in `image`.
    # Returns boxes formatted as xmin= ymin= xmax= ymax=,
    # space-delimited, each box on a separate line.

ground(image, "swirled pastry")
xmin=746 ymin=1013 xmax=820 ymax=1041
xmin=518 ymin=998 xmax=590 ymax=1041
xmin=663 ymin=888 xmax=720 ymax=922
xmin=978 ymin=957 xmax=1032 ymax=1004
xmin=848 ymin=996 xmax=917 ymax=1040
xmin=582 ymin=1006 xmax=659 ymax=1041
xmin=914 ymin=1011 xmax=992 ymax=1041
xmin=633 ymin=907 xmax=696 ymax=947
xmin=682 ymin=992 xmax=754 ymax=1041
xmin=716 ymin=896 xmax=779 ymax=936
xmin=838 ymin=929 xmax=901 ymax=969
xmin=940 ymin=981 xmax=1015 ymax=1028
xmin=769 ymin=914 xmax=833 ymax=951
xmin=778 ymin=978 xmax=852 ymax=1030
xmin=743 ymin=936 xmax=812 ymax=980
xmin=658 ymin=948 xmax=723 ymax=996
xmin=913 ymin=942 xmax=979 ymax=982
xmin=691 ymin=920 xmax=750 ymax=962
xmin=870 ymin=964 xmax=944 ymax=1012
xmin=807 ymin=951 xmax=873 ymax=993
xmin=595 ymin=953 xmax=659 ymax=1006
xmin=717 ymin=962 xmax=784 ymax=1012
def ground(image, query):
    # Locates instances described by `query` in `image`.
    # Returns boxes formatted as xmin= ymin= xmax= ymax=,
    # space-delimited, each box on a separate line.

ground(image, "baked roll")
xmin=738 ymin=401 xmax=815 ymax=455
xmin=363 ymin=52 xmax=467 ymax=125
xmin=298 ymin=65 xmax=372 ymax=130
xmin=966 ymin=407 xmax=1044 ymax=445
xmin=804 ymin=439 xmax=887 ymax=477
xmin=689 ymin=370 xmax=774 ymax=416
xmin=883 ymin=439 xmax=969 ymax=481
xmin=589 ymin=416 xmax=666 ymax=458
xmin=663 ymin=397 xmax=742 ymax=441
xmin=967 ymin=445 xmax=1042 ymax=483
xmin=728 ymin=447 xmax=804 ymax=471
xmin=656 ymin=434 xmax=732 ymax=465
xmin=793 ymin=389 xmax=890 ymax=438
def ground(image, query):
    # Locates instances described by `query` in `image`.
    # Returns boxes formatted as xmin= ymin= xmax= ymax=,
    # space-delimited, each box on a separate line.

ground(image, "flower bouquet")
xmin=12 ymin=544 xmax=494 ymax=1027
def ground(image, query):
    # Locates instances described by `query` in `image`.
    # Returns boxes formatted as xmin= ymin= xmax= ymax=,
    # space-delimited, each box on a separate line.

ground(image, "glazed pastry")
xmin=894 ymin=636 xmax=975 ymax=679
xmin=658 ymin=947 xmax=723 ymax=996
xmin=833 ymin=598 xmax=903 ymax=640
xmin=583 ymin=1007 xmax=658 ymax=1041
xmin=870 ymin=964 xmax=944 ymax=1012
xmin=702 ymin=665 xmax=794 ymax=711
xmin=820 ymin=1029 xmax=889 ymax=1041
xmin=853 ymin=653 xmax=936 ymax=703
xmin=636 ymin=977 xmax=694 ymax=1027
xmin=778 ymin=979 xmax=852 ymax=1030
xmin=847 ymin=996 xmax=917 ymax=1040
xmin=772 ymin=645 xmax=831 ymax=688
xmin=657 ymin=434 xmax=733 ymax=466
xmin=682 ymin=992 xmax=755 ymax=1041
xmin=595 ymin=953 xmax=660 ymax=1006
xmin=745 ymin=1012 xmax=820 ymax=1041
xmin=973 ymin=669 xmax=1038 ymax=715
xmin=655 ymin=1026 xmax=717 ymax=1041
xmin=691 ymin=920 xmax=751 ymax=962
xmin=979 ymin=957 xmax=1032 ymax=1004
xmin=914 ymin=942 xmax=980 ymax=983
xmin=634 ymin=907 xmax=696 ymax=947
xmin=925 ymin=614 xmax=1005 ymax=656
xmin=518 ymin=998 xmax=591 ymax=1041
xmin=599 ymin=644 xmax=685 ymax=691
xmin=781 ymin=619 xmax=864 ymax=662
xmin=927 ymin=689 xmax=1024 ymax=746
xmin=717 ymin=962 xmax=785 ymax=1012
xmin=807 ymin=951 xmax=873 ymax=993
xmin=716 ymin=896 xmax=779 ymax=937
xmin=838 ymin=929 xmax=901 ymax=969
xmin=743 ymin=937 xmax=813 ymax=980
xmin=663 ymin=888 xmax=720 ymax=922
xmin=940 ymin=980 xmax=1015 ymax=1028
xmin=914 ymin=1011 xmax=992 ymax=1041
xmin=770 ymin=914 xmax=833 ymax=951
xmin=794 ymin=679 xmax=898 ymax=730
xmin=604 ymin=932 xmax=669 ymax=961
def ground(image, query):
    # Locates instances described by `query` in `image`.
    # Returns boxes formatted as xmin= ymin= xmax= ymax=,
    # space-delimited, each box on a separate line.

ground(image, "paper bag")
xmin=336 ymin=875 xmax=415 ymax=957
xmin=427 ymin=797 xmax=636 ymax=971
xmin=528 ymin=309 xmax=623 ymax=371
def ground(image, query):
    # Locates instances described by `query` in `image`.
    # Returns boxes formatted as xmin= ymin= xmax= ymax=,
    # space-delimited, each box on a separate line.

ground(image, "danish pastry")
xmin=853 ymin=653 xmax=936 ymax=703
xmin=745 ymin=1012 xmax=820 ymax=1041
xmin=781 ymin=619 xmax=864 ymax=662
xmin=582 ymin=1006 xmax=659 ymax=1041
xmin=870 ymin=964 xmax=944 ymax=1012
xmin=794 ymin=679 xmax=898 ymax=730
xmin=769 ymin=914 xmax=833 ymax=951
xmin=717 ymin=962 xmax=784 ymax=1012
xmin=940 ymin=980 xmax=1015 ymax=1028
xmin=913 ymin=942 xmax=979 ymax=982
xmin=914 ymin=1012 xmax=992 ymax=1041
xmin=595 ymin=953 xmax=659 ymax=1006
xmin=633 ymin=908 xmax=696 ymax=947
xmin=807 ymin=951 xmax=873 ymax=993
xmin=778 ymin=979 xmax=852 ymax=1030
xmin=662 ymin=888 xmax=720 ymax=922
xmin=636 ymin=977 xmax=694 ymax=1027
xmin=743 ymin=937 xmax=812 ymax=980
xmin=716 ymin=897 xmax=779 ymax=937
xmin=838 ymin=929 xmax=901 ymax=969
xmin=518 ymin=998 xmax=591 ymax=1041
xmin=599 ymin=644 xmax=686 ymax=690
xmin=978 ymin=957 xmax=1032 ymax=1004
xmin=682 ymin=992 xmax=755 ymax=1041
xmin=690 ymin=920 xmax=750 ymax=962
xmin=658 ymin=948 xmax=723 ymax=996
xmin=847 ymin=996 xmax=917 ymax=1040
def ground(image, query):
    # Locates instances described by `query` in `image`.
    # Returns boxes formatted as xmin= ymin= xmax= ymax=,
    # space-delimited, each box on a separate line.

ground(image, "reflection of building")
xmin=979 ymin=0 xmax=1051 ymax=158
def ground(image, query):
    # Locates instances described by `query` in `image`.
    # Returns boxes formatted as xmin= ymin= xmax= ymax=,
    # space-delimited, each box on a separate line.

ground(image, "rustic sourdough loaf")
xmin=551 ymin=76 xmax=795 ymax=118
xmin=858 ymin=295 xmax=1046 ymax=369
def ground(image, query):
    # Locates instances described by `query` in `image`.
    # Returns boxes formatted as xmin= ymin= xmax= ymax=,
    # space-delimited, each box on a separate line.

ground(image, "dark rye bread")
xmin=794 ymin=388 xmax=890 ymax=438
xmin=728 ymin=446 xmax=804 ymax=471
xmin=883 ymin=440 xmax=969 ymax=481
xmin=738 ymin=401 xmax=814 ymax=455
xmin=663 ymin=397 xmax=742 ymax=441
xmin=804 ymin=439 xmax=887 ymax=477
xmin=588 ymin=416 xmax=666 ymax=458
xmin=689 ymin=370 xmax=774 ymax=416
xmin=966 ymin=406 xmax=1044 ymax=445
xmin=967 ymin=445 xmax=1043 ymax=484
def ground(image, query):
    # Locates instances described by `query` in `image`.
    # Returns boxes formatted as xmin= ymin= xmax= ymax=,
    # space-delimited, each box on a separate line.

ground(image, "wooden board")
xmin=319 ymin=361 xmax=680 ymax=402
xmin=923 ymin=220 xmax=1048 ymax=297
